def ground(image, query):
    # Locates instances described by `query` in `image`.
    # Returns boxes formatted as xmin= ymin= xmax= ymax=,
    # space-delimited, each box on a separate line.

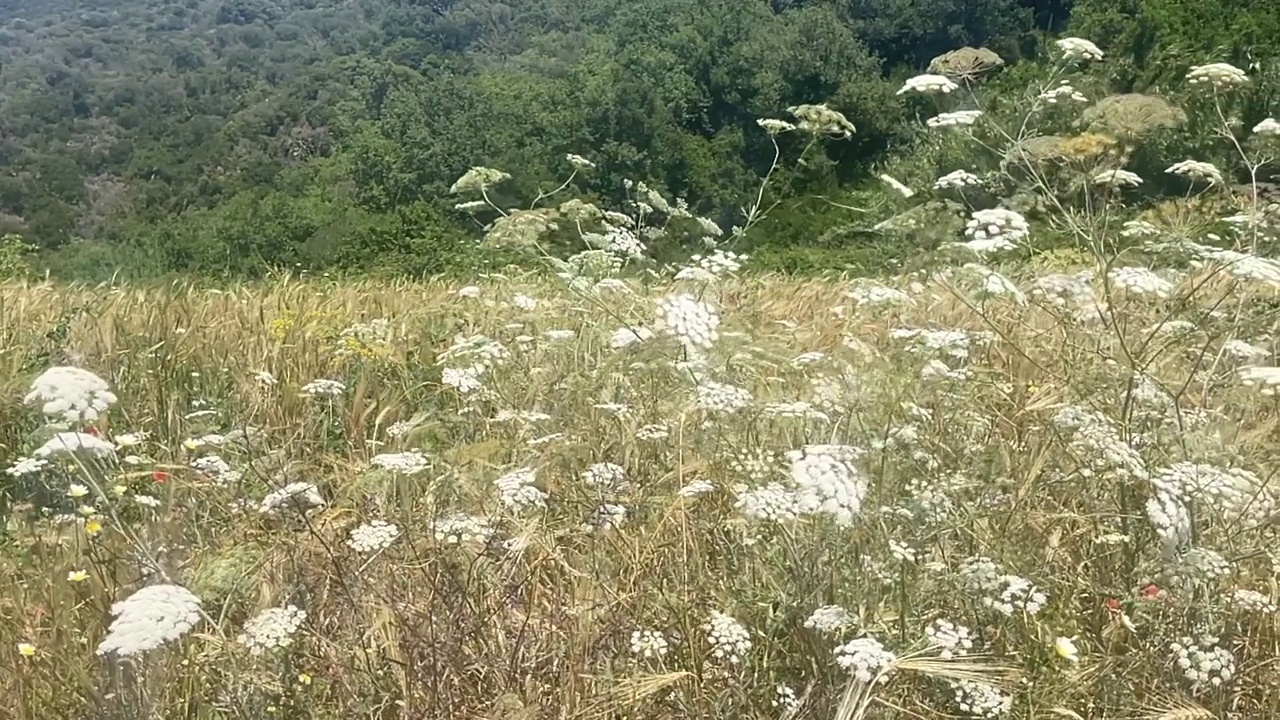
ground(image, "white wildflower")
xmin=630 ymin=629 xmax=669 ymax=658
xmin=927 ymin=110 xmax=983 ymax=128
xmin=347 ymin=520 xmax=401 ymax=554
xmin=897 ymin=74 xmax=958 ymax=95
xmin=96 ymin=584 xmax=202 ymax=657
xmin=370 ymin=451 xmax=430 ymax=475
xmin=654 ymin=294 xmax=719 ymax=351
xmin=1187 ymin=63 xmax=1249 ymax=89
xmin=703 ymin=611 xmax=752 ymax=664
xmin=1056 ymin=37 xmax=1104 ymax=61
xmin=933 ymin=169 xmax=982 ymax=190
xmin=237 ymin=605 xmax=306 ymax=654
xmin=834 ymin=636 xmax=895 ymax=683
xmin=25 ymin=366 xmax=118 ymax=425
xmin=805 ymin=605 xmax=855 ymax=633
xmin=34 ymin=432 xmax=116 ymax=459
xmin=1166 ymin=160 xmax=1224 ymax=185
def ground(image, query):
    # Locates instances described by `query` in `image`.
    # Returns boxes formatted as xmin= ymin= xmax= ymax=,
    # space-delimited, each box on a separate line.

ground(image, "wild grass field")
xmin=2 ymin=261 xmax=1280 ymax=719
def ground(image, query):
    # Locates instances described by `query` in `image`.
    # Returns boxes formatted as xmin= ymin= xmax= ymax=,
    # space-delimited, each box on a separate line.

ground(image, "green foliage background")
xmin=0 ymin=0 xmax=1273 ymax=279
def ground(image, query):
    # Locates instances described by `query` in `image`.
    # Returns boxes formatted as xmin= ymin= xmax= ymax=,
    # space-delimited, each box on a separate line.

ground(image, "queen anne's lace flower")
xmin=834 ymin=636 xmax=895 ymax=683
xmin=805 ymin=605 xmax=856 ymax=633
xmin=495 ymin=467 xmax=548 ymax=510
xmin=654 ymin=294 xmax=719 ymax=351
xmin=1037 ymin=81 xmax=1088 ymax=103
xmin=897 ymin=74 xmax=958 ymax=95
xmin=370 ymin=451 xmax=430 ymax=475
xmin=1056 ymin=37 xmax=1103 ymax=61
xmin=630 ymin=629 xmax=669 ymax=657
xmin=237 ymin=605 xmax=306 ymax=654
xmin=1170 ymin=636 xmax=1235 ymax=692
xmin=1254 ymin=118 xmax=1280 ymax=137
xmin=97 ymin=584 xmax=202 ymax=657
xmin=787 ymin=445 xmax=866 ymax=525
xmin=260 ymin=482 xmax=325 ymax=515
xmin=695 ymin=380 xmax=753 ymax=412
xmin=34 ymin=432 xmax=116 ymax=459
xmin=960 ymin=208 xmax=1029 ymax=253
xmin=1166 ymin=160 xmax=1223 ymax=185
xmin=1187 ymin=63 xmax=1248 ymax=89
xmin=300 ymin=379 xmax=346 ymax=397
xmin=927 ymin=110 xmax=983 ymax=128
xmin=1227 ymin=588 xmax=1277 ymax=613
xmin=1093 ymin=169 xmax=1143 ymax=188
xmin=347 ymin=520 xmax=401 ymax=553
xmin=933 ymin=169 xmax=982 ymax=190
xmin=952 ymin=679 xmax=1013 ymax=717
xmin=434 ymin=514 xmax=493 ymax=544
xmin=25 ymin=366 xmax=118 ymax=425
xmin=704 ymin=611 xmax=752 ymax=664
xmin=926 ymin=619 xmax=974 ymax=659
xmin=1109 ymin=266 xmax=1174 ymax=298
xmin=733 ymin=482 xmax=799 ymax=522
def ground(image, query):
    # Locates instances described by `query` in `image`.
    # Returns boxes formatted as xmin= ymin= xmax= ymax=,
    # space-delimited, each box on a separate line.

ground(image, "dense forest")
xmin=0 ymin=0 xmax=1276 ymax=278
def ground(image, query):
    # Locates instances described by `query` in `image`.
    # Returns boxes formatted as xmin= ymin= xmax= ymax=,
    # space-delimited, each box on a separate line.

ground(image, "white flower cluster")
xmin=926 ymin=110 xmax=983 ymax=128
xmin=237 ymin=605 xmax=306 ymax=654
xmin=26 ymin=366 xmax=118 ymax=425
xmin=897 ymin=74 xmax=958 ymax=95
xmin=984 ymin=575 xmax=1048 ymax=616
xmin=335 ymin=318 xmax=393 ymax=357
xmin=450 ymin=166 xmax=510 ymax=193
xmin=582 ymin=462 xmax=628 ymax=490
xmin=961 ymin=208 xmax=1030 ymax=253
xmin=1038 ymin=81 xmax=1088 ymax=104
xmin=733 ymin=482 xmax=798 ymax=522
xmin=848 ymin=281 xmax=914 ymax=305
xmin=6 ymin=456 xmax=47 ymax=477
xmin=926 ymin=619 xmax=974 ymax=659
xmin=805 ymin=605 xmax=855 ymax=633
xmin=757 ymin=118 xmax=796 ymax=135
xmin=834 ymin=636 xmax=895 ymax=683
xmin=1254 ymin=118 xmax=1280 ymax=137
xmin=788 ymin=102 xmax=857 ymax=137
xmin=1051 ymin=406 xmax=1148 ymax=483
xmin=260 ymin=482 xmax=325 ymax=515
xmin=1093 ymin=169 xmax=1143 ymax=189
xmin=952 ymin=679 xmax=1013 ymax=717
xmin=763 ymin=401 xmax=829 ymax=422
xmin=1238 ymin=365 xmax=1280 ymax=395
xmin=347 ymin=520 xmax=400 ymax=554
xmin=587 ymin=503 xmax=627 ymax=531
xmin=891 ymin=327 xmax=989 ymax=360
xmin=1187 ymin=62 xmax=1249 ymax=89
xmin=605 ymin=227 xmax=646 ymax=259
xmin=1166 ymin=160 xmax=1223 ymax=185
xmin=1170 ymin=636 xmax=1235 ymax=691
xmin=495 ymin=466 xmax=547 ymax=510
xmin=370 ymin=451 xmax=430 ymax=475
xmin=34 ymin=431 xmax=116 ymax=459
xmin=695 ymin=380 xmax=753 ymax=412
xmin=678 ymin=478 xmax=715 ymax=497
xmin=609 ymin=325 xmax=654 ymax=349
xmin=438 ymin=335 xmax=508 ymax=395
xmin=773 ymin=684 xmax=799 ymax=711
xmin=1055 ymin=37 xmax=1103 ymax=61
xmin=1221 ymin=339 xmax=1268 ymax=363
xmin=654 ymin=293 xmax=719 ymax=351
xmin=191 ymin=455 xmax=241 ymax=485
xmin=96 ymin=584 xmax=202 ymax=657
xmin=433 ymin=513 xmax=494 ymax=544
xmin=635 ymin=423 xmax=669 ymax=441
xmin=300 ymin=378 xmax=346 ymax=397
xmin=933 ymin=169 xmax=982 ymax=190
xmin=1155 ymin=462 xmax=1274 ymax=528
xmin=1227 ymin=588 xmax=1277 ymax=613
xmin=704 ymin=610 xmax=752 ymax=664
xmin=787 ymin=445 xmax=867 ymax=526
xmin=629 ymin=629 xmax=669 ymax=658
xmin=1167 ymin=547 xmax=1232 ymax=591
xmin=1109 ymin=266 xmax=1174 ymax=298
xmin=676 ymin=250 xmax=746 ymax=280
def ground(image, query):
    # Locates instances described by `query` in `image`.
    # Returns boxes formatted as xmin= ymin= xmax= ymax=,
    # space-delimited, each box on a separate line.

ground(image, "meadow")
xmin=1 ymin=257 xmax=1279 ymax=720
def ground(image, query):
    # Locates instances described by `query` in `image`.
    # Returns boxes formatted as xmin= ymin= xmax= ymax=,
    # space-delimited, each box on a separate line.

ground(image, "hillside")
xmin=0 ymin=0 xmax=1275 ymax=278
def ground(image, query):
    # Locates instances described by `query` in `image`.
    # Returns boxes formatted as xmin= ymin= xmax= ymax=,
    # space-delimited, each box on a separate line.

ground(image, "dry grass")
xmin=1 ymin=268 xmax=1279 ymax=719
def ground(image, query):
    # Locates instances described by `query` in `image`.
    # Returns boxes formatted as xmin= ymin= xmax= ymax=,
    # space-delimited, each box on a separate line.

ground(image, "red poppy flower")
xmin=152 ymin=471 xmax=170 ymax=484
xmin=1105 ymin=597 xmax=1120 ymax=612
xmin=1139 ymin=583 xmax=1162 ymax=600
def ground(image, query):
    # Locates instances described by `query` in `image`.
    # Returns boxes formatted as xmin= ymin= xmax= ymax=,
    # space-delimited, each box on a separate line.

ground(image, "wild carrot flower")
xmin=1055 ymin=37 xmax=1103 ymax=61
xmin=238 ymin=605 xmax=307 ymax=654
xmin=897 ymin=74 xmax=958 ymax=95
xmin=96 ymin=584 xmax=202 ymax=657
xmin=347 ymin=520 xmax=400 ymax=553
xmin=25 ymin=366 xmax=118 ymax=425
xmin=703 ymin=611 xmax=752 ymax=664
